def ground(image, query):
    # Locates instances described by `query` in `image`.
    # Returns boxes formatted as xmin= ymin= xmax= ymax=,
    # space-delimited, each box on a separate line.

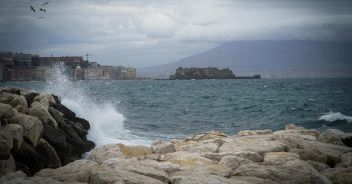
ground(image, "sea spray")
xmin=43 ymin=63 xmax=150 ymax=146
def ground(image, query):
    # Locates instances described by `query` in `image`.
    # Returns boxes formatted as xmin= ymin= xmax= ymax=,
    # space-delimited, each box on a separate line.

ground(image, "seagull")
xmin=30 ymin=6 xmax=36 ymax=12
xmin=41 ymin=1 xmax=50 ymax=6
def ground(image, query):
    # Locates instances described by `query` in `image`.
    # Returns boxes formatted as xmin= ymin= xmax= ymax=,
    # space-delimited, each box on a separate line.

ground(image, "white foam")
xmin=319 ymin=112 xmax=352 ymax=123
xmin=43 ymin=64 xmax=150 ymax=147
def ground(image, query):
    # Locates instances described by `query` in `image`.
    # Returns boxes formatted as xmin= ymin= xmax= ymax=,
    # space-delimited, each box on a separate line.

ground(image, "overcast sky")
xmin=0 ymin=0 xmax=351 ymax=67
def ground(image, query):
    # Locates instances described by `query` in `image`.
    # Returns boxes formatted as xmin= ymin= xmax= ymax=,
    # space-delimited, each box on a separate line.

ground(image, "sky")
xmin=0 ymin=0 xmax=352 ymax=67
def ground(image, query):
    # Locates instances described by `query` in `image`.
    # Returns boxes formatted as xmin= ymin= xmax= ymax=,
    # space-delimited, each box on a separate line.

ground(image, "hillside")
xmin=139 ymin=41 xmax=352 ymax=78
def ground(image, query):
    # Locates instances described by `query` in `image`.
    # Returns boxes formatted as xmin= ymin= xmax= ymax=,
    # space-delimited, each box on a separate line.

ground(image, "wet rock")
xmin=33 ymin=94 xmax=56 ymax=109
xmin=51 ymin=103 xmax=76 ymax=120
xmin=36 ymin=159 xmax=98 ymax=183
xmin=152 ymin=141 xmax=176 ymax=154
xmin=23 ymin=92 xmax=39 ymax=106
xmin=29 ymin=102 xmax=58 ymax=128
xmin=8 ymin=112 xmax=43 ymax=146
xmin=61 ymin=120 xmax=87 ymax=152
xmin=237 ymin=129 xmax=272 ymax=137
xmin=73 ymin=117 xmax=90 ymax=130
xmin=0 ymin=139 xmax=11 ymax=160
xmin=2 ymin=123 xmax=23 ymax=151
xmin=35 ymin=139 xmax=61 ymax=169
xmin=0 ymin=155 xmax=16 ymax=177
xmin=88 ymin=144 xmax=124 ymax=164
xmin=13 ymin=140 xmax=45 ymax=175
xmin=322 ymin=168 xmax=352 ymax=184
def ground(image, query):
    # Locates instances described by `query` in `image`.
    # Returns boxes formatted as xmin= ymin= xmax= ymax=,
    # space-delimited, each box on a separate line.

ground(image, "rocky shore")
xmin=0 ymin=88 xmax=94 ymax=177
xmin=1 ymin=88 xmax=352 ymax=184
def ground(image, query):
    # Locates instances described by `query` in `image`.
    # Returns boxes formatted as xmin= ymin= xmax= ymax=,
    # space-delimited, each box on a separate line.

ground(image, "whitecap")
xmin=319 ymin=112 xmax=352 ymax=123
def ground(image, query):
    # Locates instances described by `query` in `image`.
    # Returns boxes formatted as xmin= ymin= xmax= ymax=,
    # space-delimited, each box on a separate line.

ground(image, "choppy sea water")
xmin=1 ymin=68 xmax=352 ymax=146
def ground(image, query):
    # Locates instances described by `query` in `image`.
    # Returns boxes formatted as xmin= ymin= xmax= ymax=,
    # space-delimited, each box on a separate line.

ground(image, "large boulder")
xmin=0 ymin=92 xmax=28 ymax=113
xmin=336 ymin=152 xmax=352 ymax=168
xmin=2 ymin=124 xmax=23 ymax=151
xmin=0 ymin=103 xmax=15 ymax=120
xmin=36 ymin=159 xmax=98 ymax=183
xmin=87 ymin=144 xmax=124 ymax=164
xmin=32 ymin=94 xmax=56 ymax=109
xmin=151 ymin=141 xmax=176 ymax=154
xmin=0 ymin=139 xmax=10 ymax=160
xmin=41 ymin=123 xmax=68 ymax=161
xmin=35 ymin=139 xmax=61 ymax=169
xmin=28 ymin=102 xmax=58 ymax=129
xmin=219 ymin=135 xmax=287 ymax=155
xmin=289 ymin=148 xmax=328 ymax=164
xmin=233 ymin=159 xmax=332 ymax=184
xmin=237 ymin=129 xmax=273 ymax=137
xmin=7 ymin=112 xmax=43 ymax=146
xmin=101 ymin=158 xmax=170 ymax=183
xmin=0 ymin=130 xmax=13 ymax=151
xmin=0 ymin=155 xmax=16 ymax=177
xmin=13 ymin=141 xmax=46 ymax=175
xmin=219 ymin=155 xmax=252 ymax=170
xmin=1 ymin=171 xmax=64 ymax=184
xmin=202 ymin=151 xmax=263 ymax=163
xmin=116 ymin=143 xmax=152 ymax=158
xmin=322 ymin=168 xmax=352 ymax=184
xmin=51 ymin=103 xmax=76 ymax=120
xmin=318 ymin=129 xmax=352 ymax=147
xmin=263 ymin=152 xmax=300 ymax=165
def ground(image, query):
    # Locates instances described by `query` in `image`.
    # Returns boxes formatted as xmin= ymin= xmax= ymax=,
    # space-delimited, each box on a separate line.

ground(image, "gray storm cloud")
xmin=0 ymin=0 xmax=351 ymax=67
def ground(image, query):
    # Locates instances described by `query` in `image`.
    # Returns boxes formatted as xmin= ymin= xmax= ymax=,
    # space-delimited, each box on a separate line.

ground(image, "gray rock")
xmin=2 ymin=124 xmax=23 ymax=151
xmin=8 ymin=112 xmax=43 ymax=146
xmin=307 ymin=161 xmax=330 ymax=172
xmin=87 ymin=144 xmax=124 ymax=164
xmin=32 ymin=94 xmax=54 ymax=109
xmin=152 ymin=141 xmax=176 ymax=154
xmin=0 ymin=139 xmax=10 ymax=160
xmin=263 ymin=152 xmax=299 ymax=165
xmin=322 ymin=167 xmax=352 ymax=184
xmin=0 ymin=155 xmax=16 ymax=177
xmin=219 ymin=136 xmax=287 ymax=155
xmin=36 ymin=159 xmax=98 ymax=183
xmin=318 ymin=129 xmax=352 ymax=147
xmin=219 ymin=155 xmax=251 ymax=170
xmin=233 ymin=159 xmax=332 ymax=184
xmin=289 ymin=148 xmax=328 ymax=164
xmin=336 ymin=152 xmax=352 ymax=168
xmin=29 ymin=102 xmax=58 ymax=128
xmin=0 ymin=92 xmax=28 ymax=113
xmin=0 ymin=130 xmax=13 ymax=151
xmin=237 ymin=129 xmax=272 ymax=137
xmin=0 ymin=103 xmax=15 ymax=120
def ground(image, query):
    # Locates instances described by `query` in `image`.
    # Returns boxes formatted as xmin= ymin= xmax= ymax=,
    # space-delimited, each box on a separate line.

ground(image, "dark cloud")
xmin=0 ymin=0 xmax=351 ymax=67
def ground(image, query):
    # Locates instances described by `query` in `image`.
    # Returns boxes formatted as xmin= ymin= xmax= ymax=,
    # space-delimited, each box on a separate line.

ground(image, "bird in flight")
xmin=42 ymin=1 xmax=50 ymax=6
xmin=30 ymin=6 xmax=36 ymax=12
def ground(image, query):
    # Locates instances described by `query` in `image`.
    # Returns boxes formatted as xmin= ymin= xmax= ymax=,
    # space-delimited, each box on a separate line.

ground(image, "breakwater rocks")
xmin=0 ymin=88 xmax=94 ymax=177
xmin=2 ymin=123 xmax=352 ymax=183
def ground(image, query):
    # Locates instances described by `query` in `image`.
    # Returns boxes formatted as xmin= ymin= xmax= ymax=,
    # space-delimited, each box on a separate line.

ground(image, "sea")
xmin=1 ymin=66 xmax=352 ymax=146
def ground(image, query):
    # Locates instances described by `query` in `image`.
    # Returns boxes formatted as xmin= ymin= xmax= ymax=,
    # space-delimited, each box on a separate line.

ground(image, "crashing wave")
xmin=43 ymin=63 xmax=150 ymax=146
xmin=319 ymin=112 xmax=352 ymax=123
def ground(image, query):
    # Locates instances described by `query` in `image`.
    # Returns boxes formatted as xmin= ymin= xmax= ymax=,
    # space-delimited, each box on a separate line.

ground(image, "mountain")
xmin=139 ymin=41 xmax=352 ymax=78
